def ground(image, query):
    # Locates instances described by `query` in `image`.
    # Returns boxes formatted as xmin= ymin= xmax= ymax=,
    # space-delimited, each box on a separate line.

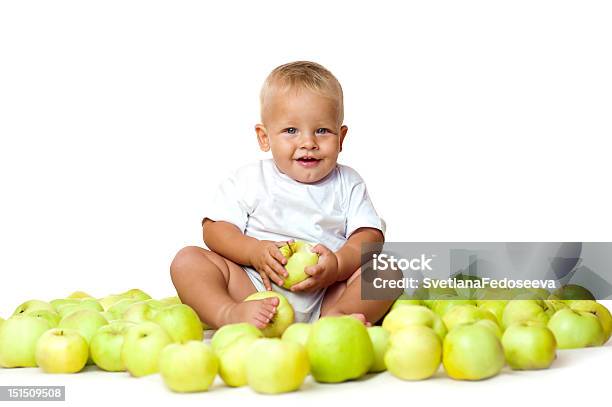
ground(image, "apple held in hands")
xmin=547 ymin=308 xmax=605 ymax=349
xmin=152 ymin=304 xmax=203 ymax=343
xmin=502 ymin=322 xmax=556 ymax=370
xmin=246 ymin=338 xmax=309 ymax=394
xmin=306 ymin=316 xmax=374 ymax=383
xmin=121 ymin=321 xmax=172 ymax=377
xmin=90 ymin=321 xmax=135 ymax=372
xmin=160 ymin=341 xmax=218 ymax=393
xmin=385 ymin=325 xmax=441 ymax=380
xmin=279 ymin=241 xmax=319 ymax=289
xmin=443 ymin=322 xmax=505 ymax=380
xmin=0 ymin=315 xmax=53 ymax=367
xmin=35 ymin=328 xmax=89 ymax=373
xmin=244 ymin=291 xmax=294 ymax=337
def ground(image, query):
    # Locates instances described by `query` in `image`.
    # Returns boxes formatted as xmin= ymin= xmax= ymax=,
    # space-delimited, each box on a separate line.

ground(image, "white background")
xmin=1 ymin=1 xmax=611 ymax=404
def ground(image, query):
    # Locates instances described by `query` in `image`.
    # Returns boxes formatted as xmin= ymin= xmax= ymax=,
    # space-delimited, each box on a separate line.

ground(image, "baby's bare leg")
xmin=321 ymin=268 xmax=393 ymax=324
xmin=170 ymin=246 xmax=278 ymax=329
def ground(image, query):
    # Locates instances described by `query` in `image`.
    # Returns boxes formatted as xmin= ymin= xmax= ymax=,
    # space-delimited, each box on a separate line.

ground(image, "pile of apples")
xmin=0 ymin=289 xmax=205 ymax=378
xmin=0 ymin=287 xmax=610 ymax=395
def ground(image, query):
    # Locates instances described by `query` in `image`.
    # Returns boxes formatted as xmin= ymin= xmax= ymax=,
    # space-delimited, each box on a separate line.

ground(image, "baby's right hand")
xmin=248 ymin=239 xmax=294 ymax=290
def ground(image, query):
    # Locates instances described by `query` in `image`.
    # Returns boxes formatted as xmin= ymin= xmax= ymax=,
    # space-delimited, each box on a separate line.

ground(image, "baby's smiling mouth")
xmin=295 ymin=156 xmax=322 ymax=167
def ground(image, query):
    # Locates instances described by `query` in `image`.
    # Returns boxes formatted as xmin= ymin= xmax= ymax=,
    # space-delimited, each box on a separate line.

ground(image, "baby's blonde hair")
xmin=260 ymin=61 xmax=344 ymax=124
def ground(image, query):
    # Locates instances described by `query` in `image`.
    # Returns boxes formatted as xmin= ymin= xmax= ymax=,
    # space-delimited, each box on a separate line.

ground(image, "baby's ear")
xmin=255 ymin=124 xmax=270 ymax=152
xmin=339 ymin=125 xmax=348 ymax=152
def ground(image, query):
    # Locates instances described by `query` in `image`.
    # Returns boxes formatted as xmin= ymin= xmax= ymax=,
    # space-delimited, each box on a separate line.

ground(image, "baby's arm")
xmin=203 ymin=219 xmax=258 ymax=266
xmin=335 ymin=227 xmax=384 ymax=282
xmin=203 ymin=219 xmax=289 ymax=289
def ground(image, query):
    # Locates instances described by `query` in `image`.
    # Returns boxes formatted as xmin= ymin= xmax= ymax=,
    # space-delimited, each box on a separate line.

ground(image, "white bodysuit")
xmin=203 ymin=159 xmax=386 ymax=322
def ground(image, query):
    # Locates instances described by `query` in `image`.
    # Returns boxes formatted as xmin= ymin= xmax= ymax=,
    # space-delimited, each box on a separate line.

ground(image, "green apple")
xmin=474 ymin=319 xmax=502 ymax=339
xmin=281 ymin=323 xmax=312 ymax=347
xmin=217 ymin=335 xmax=259 ymax=387
xmin=385 ymin=325 xmax=441 ymax=380
xmin=121 ymin=321 xmax=172 ymax=377
xmin=57 ymin=298 xmax=103 ymax=318
xmin=565 ymin=300 xmax=612 ymax=343
xmin=28 ymin=310 xmax=60 ymax=328
xmin=58 ymin=309 xmax=108 ymax=344
xmin=0 ymin=315 xmax=52 ymax=367
xmin=244 ymin=291 xmax=294 ymax=337
xmin=152 ymin=304 xmax=203 ymax=343
xmin=98 ymin=295 xmax=123 ymax=311
xmin=279 ymin=241 xmax=319 ymax=289
xmin=510 ymin=288 xmax=551 ymax=301
xmin=118 ymin=288 xmax=152 ymax=302
xmin=502 ymin=300 xmax=550 ymax=330
xmin=123 ymin=301 xmax=159 ymax=323
xmin=90 ymin=321 xmax=135 ymax=371
xmin=547 ymin=308 xmax=605 ymax=349
xmin=414 ymin=284 xmax=457 ymax=305
xmin=12 ymin=300 xmax=55 ymax=316
xmin=474 ymin=287 xmax=511 ymax=301
xmin=35 ymin=328 xmax=89 ymax=373
xmin=159 ymin=341 xmax=218 ymax=392
xmin=443 ymin=322 xmax=505 ymax=380
xmin=98 ymin=289 xmax=151 ymax=312
xmin=306 ymin=316 xmax=374 ymax=383
xmin=368 ymin=326 xmax=390 ymax=373
xmin=442 ymin=305 xmax=498 ymax=331
xmin=382 ymin=305 xmax=447 ymax=339
xmin=246 ymin=338 xmax=309 ymax=394
xmin=390 ymin=294 xmax=423 ymax=311
xmin=552 ymin=284 xmax=595 ymax=300
xmin=106 ymin=298 xmax=141 ymax=320
xmin=211 ymin=322 xmax=263 ymax=355
xmin=431 ymin=297 xmax=476 ymax=317
xmin=67 ymin=291 xmax=93 ymax=299
xmin=502 ymin=322 xmax=556 ymax=370
xmin=141 ymin=299 xmax=167 ymax=310
xmin=476 ymin=300 xmax=508 ymax=326
xmin=50 ymin=298 xmax=80 ymax=312
xmin=159 ymin=296 xmax=182 ymax=306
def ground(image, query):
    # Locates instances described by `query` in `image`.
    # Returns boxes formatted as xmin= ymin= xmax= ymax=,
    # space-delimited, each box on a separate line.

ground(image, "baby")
xmin=170 ymin=61 xmax=393 ymax=330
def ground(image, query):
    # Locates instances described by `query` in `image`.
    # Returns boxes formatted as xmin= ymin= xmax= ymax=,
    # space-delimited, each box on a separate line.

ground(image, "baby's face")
xmin=256 ymin=87 xmax=347 ymax=184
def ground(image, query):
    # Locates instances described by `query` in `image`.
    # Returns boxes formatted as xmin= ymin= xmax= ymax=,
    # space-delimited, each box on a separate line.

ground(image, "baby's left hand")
xmin=290 ymin=244 xmax=338 ymax=292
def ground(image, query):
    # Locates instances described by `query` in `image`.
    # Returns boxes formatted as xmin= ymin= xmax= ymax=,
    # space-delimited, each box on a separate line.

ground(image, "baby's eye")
xmin=284 ymin=127 xmax=297 ymax=134
xmin=316 ymin=128 xmax=329 ymax=135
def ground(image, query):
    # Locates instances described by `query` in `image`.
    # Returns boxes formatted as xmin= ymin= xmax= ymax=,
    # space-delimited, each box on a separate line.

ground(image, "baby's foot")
xmin=226 ymin=297 xmax=279 ymax=329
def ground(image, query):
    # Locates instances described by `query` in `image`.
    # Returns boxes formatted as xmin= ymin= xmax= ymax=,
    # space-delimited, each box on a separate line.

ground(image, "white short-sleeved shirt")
xmin=203 ymin=159 xmax=386 ymax=322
